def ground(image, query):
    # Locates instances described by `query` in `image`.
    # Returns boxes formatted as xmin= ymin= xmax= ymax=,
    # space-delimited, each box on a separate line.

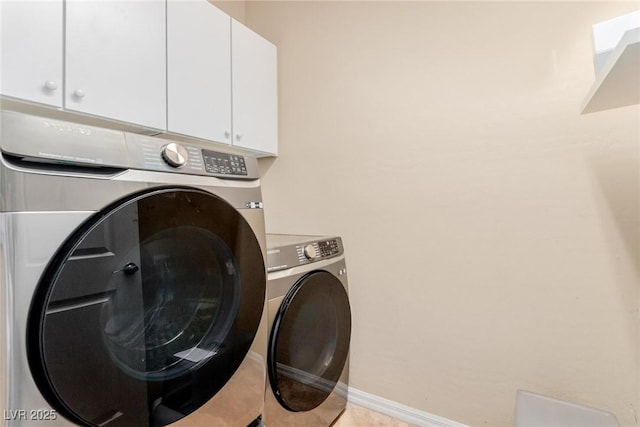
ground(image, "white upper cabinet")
xmin=0 ymin=1 xmax=64 ymax=107
xmin=167 ymin=0 xmax=232 ymax=143
xmin=0 ymin=1 xmax=276 ymax=155
xmin=65 ymin=0 xmax=166 ymax=130
xmin=232 ymin=19 xmax=278 ymax=156
xmin=168 ymin=3 xmax=278 ymax=155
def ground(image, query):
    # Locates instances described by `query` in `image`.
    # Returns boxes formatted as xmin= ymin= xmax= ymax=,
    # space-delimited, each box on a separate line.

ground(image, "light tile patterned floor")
xmin=331 ymin=403 xmax=418 ymax=427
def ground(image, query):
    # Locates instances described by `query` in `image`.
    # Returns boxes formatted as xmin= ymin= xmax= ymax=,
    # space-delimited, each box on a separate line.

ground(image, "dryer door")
xmin=268 ymin=270 xmax=351 ymax=412
xmin=27 ymin=188 xmax=265 ymax=427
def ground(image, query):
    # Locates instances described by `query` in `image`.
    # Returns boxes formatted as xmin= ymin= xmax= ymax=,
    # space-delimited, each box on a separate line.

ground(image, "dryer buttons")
xmin=318 ymin=239 xmax=340 ymax=257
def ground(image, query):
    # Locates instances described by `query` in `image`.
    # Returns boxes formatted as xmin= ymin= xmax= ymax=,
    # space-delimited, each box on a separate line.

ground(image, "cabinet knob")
xmin=224 ymin=130 xmax=231 ymax=139
xmin=73 ymin=89 xmax=86 ymax=99
xmin=44 ymin=80 xmax=58 ymax=91
xmin=235 ymin=133 xmax=242 ymax=141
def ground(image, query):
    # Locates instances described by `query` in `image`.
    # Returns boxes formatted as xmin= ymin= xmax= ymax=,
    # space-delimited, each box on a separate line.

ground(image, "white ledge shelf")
xmin=581 ymin=27 xmax=640 ymax=114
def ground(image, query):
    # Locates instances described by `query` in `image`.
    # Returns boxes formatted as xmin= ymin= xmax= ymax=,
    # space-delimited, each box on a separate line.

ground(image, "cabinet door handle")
xmin=44 ymin=80 xmax=58 ymax=91
xmin=235 ymin=133 xmax=242 ymax=141
xmin=224 ymin=129 xmax=231 ymax=139
xmin=73 ymin=89 xmax=86 ymax=99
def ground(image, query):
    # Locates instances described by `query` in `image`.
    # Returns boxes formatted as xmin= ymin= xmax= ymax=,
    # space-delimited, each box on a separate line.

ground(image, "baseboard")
xmin=347 ymin=387 xmax=469 ymax=427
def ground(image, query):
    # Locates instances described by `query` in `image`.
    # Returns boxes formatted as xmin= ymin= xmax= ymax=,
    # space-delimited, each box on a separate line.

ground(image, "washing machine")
xmin=0 ymin=111 xmax=268 ymax=427
xmin=264 ymin=234 xmax=351 ymax=427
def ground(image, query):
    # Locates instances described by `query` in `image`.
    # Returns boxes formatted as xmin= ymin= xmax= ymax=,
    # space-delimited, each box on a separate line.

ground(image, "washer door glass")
xmin=27 ymin=188 xmax=265 ymax=427
xmin=269 ymin=270 xmax=351 ymax=412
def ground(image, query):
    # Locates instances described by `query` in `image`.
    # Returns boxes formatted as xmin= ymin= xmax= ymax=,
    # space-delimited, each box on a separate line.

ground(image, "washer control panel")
xmin=0 ymin=111 xmax=259 ymax=180
xmin=267 ymin=235 xmax=343 ymax=273
xmin=125 ymin=134 xmax=258 ymax=179
xmin=202 ymin=149 xmax=248 ymax=176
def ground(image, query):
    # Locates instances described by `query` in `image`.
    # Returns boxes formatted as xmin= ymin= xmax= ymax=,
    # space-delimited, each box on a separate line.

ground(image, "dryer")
xmin=264 ymin=234 xmax=351 ymax=427
xmin=0 ymin=111 xmax=268 ymax=426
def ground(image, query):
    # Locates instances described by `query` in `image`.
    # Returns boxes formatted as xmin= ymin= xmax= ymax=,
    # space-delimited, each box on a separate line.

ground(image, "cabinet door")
xmin=168 ymin=0 xmax=231 ymax=144
xmin=65 ymin=1 xmax=166 ymax=130
xmin=231 ymin=19 xmax=278 ymax=155
xmin=0 ymin=1 xmax=63 ymax=107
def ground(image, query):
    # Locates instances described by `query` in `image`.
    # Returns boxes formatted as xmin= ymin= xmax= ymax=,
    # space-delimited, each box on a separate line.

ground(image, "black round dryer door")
xmin=27 ymin=188 xmax=265 ymax=427
xmin=268 ymin=270 xmax=351 ymax=412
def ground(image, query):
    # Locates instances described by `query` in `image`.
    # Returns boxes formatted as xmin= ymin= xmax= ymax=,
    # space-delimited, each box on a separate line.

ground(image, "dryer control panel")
xmin=266 ymin=234 xmax=343 ymax=273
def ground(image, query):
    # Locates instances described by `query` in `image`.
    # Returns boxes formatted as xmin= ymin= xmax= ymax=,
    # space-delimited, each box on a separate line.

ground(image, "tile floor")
xmin=331 ymin=403 xmax=417 ymax=427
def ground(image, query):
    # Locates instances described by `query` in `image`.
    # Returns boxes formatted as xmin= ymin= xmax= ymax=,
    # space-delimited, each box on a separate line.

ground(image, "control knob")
xmin=303 ymin=244 xmax=318 ymax=260
xmin=161 ymin=142 xmax=188 ymax=168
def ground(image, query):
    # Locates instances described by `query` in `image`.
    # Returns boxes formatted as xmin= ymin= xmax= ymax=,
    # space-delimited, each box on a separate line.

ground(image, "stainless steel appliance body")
xmin=0 ymin=111 xmax=268 ymax=427
xmin=264 ymin=234 xmax=351 ymax=427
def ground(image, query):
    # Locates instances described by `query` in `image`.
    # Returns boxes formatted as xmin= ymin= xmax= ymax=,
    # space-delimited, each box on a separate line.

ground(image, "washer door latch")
xmin=246 ymin=201 xmax=264 ymax=209
xmin=113 ymin=262 xmax=139 ymax=275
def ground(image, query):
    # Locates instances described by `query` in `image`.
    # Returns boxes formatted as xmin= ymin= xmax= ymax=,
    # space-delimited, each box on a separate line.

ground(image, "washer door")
xmin=268 ymin=270 xmax=351 ymax=412
xmin=27 ymin=188 xmax=265 ymax=427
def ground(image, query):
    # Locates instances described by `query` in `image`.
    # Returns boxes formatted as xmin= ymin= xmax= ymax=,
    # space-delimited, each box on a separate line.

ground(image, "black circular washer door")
xmin=269 ymin=270 xmax=351 ymax=412
xmin=27 ymin=188 xmax=265 ymax=427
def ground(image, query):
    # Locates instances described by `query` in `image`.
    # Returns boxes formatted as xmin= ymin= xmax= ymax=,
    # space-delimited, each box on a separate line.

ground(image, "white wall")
xmin=247 ymin=2 xmax=640 ymax=426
